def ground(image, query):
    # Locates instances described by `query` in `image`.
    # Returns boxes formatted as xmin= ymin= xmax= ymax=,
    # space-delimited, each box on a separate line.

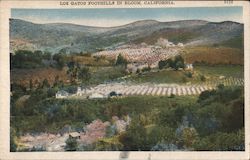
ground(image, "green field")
xmin=89 ymin=66 xmax=126 ymax=85
xmin=126 ymin=65 xmax=243 ymax=84
xmin=195 ymin=65 xmax=243 ymax=78
xmin=127 ymin=70 xmax=190 ymax=84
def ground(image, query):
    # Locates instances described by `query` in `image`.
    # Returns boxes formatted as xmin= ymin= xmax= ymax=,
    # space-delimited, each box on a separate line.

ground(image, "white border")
xmin=0 ymin=1 xmax=249 ymax=160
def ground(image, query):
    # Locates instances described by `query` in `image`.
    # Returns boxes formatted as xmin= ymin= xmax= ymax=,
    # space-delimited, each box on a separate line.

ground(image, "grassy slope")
xmin=126 ymin=65 xmax=243 ymax=84
xmin=11 ymin=67 xmax=69 ymax=87
xmin=12 ymin=95 xmax=197 ymax=133
xmin=89 ymin=66 xmax=126 ymax=84
xmin=195 ymin=65 xmax=244 ymax=78
xmin=127 ymin=70 xmax=189 ymax=84
xmin=133 ymin=28 xmax=200 ymax=45
xmin=182 ymin=47 xmax=244 ymax=65
xmin=70 ymin=55 xmax=111 ymax=66
xmin=11 ymin=65 xmax=126 ymax=88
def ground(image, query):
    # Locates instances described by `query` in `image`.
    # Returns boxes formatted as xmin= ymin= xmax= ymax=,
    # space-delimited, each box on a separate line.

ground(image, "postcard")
xmin=0 ymin=0 xmax=250 ymax=160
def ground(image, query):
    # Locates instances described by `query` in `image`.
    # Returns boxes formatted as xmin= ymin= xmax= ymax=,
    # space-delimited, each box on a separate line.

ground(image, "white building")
xmin=76 ymin=87 xmax=87 ymax=96
xmin=88 ymin=92 xmax=107 ymax=99
xmin=185 ymin=64 xmax=193 ymax=71
xmin=177 ymin=43 xmax=184 ymax=47
xmin=56 ymin=90 xmax=69 ymax=99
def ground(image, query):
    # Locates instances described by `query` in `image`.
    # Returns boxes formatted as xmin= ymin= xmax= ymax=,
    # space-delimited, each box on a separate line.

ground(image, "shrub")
xmin=115 ymin=54 xmax=127 ymax=66
xmin=185 ymin=71 xmax=193 ymax=78
xmin=65 ymin=137 xmax=78 ymax=151
xmin=200 ymin=75 xmax=206 ymax=82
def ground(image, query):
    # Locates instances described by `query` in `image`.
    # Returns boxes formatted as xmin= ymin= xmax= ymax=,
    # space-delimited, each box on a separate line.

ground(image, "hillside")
xmin=10 ymin=19 xmax=243 ymax=53
xmin=182 ymin=46 xmax=244 ymax=65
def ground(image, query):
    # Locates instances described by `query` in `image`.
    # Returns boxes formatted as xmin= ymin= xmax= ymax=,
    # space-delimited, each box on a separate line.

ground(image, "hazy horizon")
xmin=11 ymin=7 xmax=242 ymax=27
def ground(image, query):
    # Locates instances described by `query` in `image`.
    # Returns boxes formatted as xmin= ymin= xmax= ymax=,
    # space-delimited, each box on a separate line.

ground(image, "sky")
xmin=11 ymin=7 xmax=242 ymax=27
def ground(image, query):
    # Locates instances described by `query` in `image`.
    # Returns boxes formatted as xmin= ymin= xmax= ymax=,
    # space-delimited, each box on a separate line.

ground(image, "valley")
xmin=10 ymin=18 xmax=245 ymax=152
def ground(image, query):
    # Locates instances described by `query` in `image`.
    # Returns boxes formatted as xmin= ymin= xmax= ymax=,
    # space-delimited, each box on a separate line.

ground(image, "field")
xmin=182 ymin=47 xmax=244 ymax=65
xmin=126 ymin=65 xmax=243 ymax=84
xmin=11 ymin=67 xmax=69 ymax=87
xmin=195 ymin=65 xmax=243 ymax=78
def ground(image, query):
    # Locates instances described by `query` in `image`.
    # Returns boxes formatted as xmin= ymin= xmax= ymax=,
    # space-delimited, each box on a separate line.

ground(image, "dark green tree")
xmin=29 ymin=79 xmax=33 ymax=90
xmin=42 ymin=79 xmax=50 ymax=88
xmin=115 ymin=54 xmax=127 ymax=66
xmin=173 ymin=55 xmax=185 ymax=70
xmin=65 ymin=137 xmax=78 ymax=151
xmin=78 ymin=67 xmax=91 ymax=83
xmin=158 ymin=60 xmax=167 ymax=70
xmin=53 ymin=53 xmax=66 ymax=70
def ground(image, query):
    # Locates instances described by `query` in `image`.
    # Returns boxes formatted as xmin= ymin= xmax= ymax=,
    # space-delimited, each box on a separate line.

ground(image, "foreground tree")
xmin=65 ymin=137 xmax=78 ymax=151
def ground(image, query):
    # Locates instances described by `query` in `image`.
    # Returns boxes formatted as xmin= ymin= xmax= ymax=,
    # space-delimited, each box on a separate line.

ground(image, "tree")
xmin=43 ymin=51 xmax=52 ymax=60
xmin=29 ymin=79 xmax=33 ymax=90
xmin=78 ymin=67 xmax=91 ymax=83
xmin=158 ymin=60 xmax=167 ymax=70
xmin=115 ymin=54 xmax=127 ymax=66
xmin=200 ymin=75 xmax=206 ymax=82
xmin=181 ymin=127 xmax=199 ymax=150
xmin=65 ymin=137 xmax=78 ymax=151
xmin=53 ymin=75 xmax=60 ymax=87
xmin=67 ymin=62 xmax=80 ymax=84
xmin=173 ymin=55 xmax=185 ymax=70
xmin=42 ymin=79 xmax=50 ymax=88
xmin=109 ymin=91 xmax=117 ymax=97
xmin=198 ymin=90 xmax=214 ymax=103
xmin=185 ymin=71 xmax=193 ymax=78
xmin=142 ymin=66 xmax=151 ymax=72
xmin=158 ymin=59 xmax=174 ymax=69
xmin=119 ymin=116 xmax=148 ymax=151
xmin=12 ymin=50 xmax=43 ymax=68
xmin=53 ymin=53 xmax=66 ymax=70
xmin=166 ymin=59 xmax=174 ymax=68
xmin=193 ymin=129 xmax=244 ymax=151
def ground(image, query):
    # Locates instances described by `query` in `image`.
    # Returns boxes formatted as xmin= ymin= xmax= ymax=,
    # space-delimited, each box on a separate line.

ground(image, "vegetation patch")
xmin=182 ymin=47 xmax=243 ymax=65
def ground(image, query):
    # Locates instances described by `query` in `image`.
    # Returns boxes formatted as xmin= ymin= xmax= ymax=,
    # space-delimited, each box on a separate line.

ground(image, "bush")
xmin=185 ymin=71 xmax=192 ymax=78
xmin=115 ymin=54 xmax=127 ymax=66
xmin=93 ymin=136 xmax=123 ymax=151
xmin=142 ymin=66 xmax=151 ymax=72
xmin=169 ymin=93 xmax=175 ymax=98
xmin=11 ymin=50 xmax=44 ymax=68
xmin=65 ymin=137 xmax=78 ymax=151
xmin=194 ymin=129 xmax=244 ymax=151
xmin=151 ymin=143 xmax=178 ymax=151
xmin=200 ymin=75 xmax=206 ymax=82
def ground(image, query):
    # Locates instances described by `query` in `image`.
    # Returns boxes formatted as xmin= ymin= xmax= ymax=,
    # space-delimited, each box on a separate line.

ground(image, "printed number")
xmin=224 ymin=0 xmax=233 ymax=4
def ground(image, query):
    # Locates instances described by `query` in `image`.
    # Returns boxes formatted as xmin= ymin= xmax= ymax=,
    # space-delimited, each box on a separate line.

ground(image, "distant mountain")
xmin=10 ymin=19 xmax=243 ymax=53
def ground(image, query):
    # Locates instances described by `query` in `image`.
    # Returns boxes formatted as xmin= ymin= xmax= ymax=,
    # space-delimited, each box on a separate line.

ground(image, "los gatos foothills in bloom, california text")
xmin=60 ymin=1 xmax=175 ymax=6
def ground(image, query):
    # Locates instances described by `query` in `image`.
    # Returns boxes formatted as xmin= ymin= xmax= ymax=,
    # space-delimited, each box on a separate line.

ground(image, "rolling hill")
xmin=10 ymin=19 xmax=243 ymax=53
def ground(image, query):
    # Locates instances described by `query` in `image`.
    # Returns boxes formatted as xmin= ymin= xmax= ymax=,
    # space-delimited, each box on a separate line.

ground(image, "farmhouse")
xmin=88 ymin=92 xmax=107 ymax=99
xmin=56 ymin=90 xmax=69 ymax=98
xmin=76 ymin=86 xmax=88 ymax=96
xmin=185 ymin=64 xmax=193 ymax=71
xmin=69 ymin=132 xmax=80 ymax=139
xmin=126 ymin=63 xmax=148 ymax=73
